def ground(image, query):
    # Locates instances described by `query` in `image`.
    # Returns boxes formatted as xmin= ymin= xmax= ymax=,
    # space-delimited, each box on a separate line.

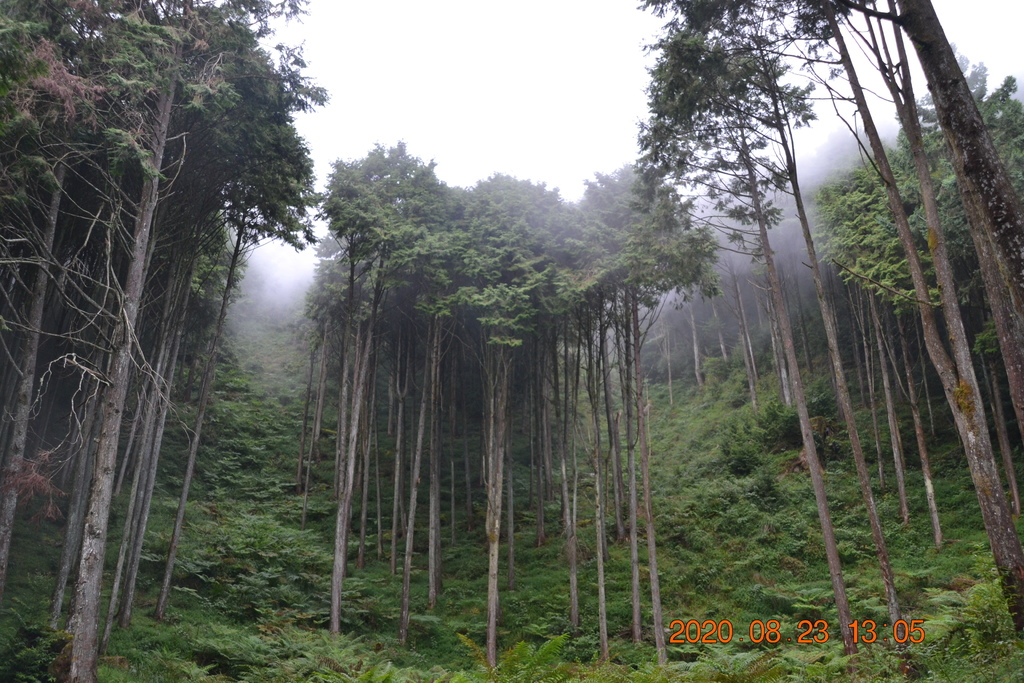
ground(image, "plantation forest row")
xmin=3 ymin=1 xmax=1024 ymax=681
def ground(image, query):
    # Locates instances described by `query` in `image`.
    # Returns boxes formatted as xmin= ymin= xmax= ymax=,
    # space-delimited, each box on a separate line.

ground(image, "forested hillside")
xmin=2 ymin=1 xmax=1024 ymax=681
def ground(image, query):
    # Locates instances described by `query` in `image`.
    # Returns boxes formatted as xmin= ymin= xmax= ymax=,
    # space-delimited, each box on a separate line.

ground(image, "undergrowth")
xmin=2 ymin=309 xmax=1023 ymax=681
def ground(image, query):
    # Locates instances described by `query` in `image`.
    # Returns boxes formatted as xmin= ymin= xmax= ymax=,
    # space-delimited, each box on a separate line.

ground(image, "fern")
xmin=682 ymin=649 xmax=785 ymax=683
xmin=453 ymin=634 xmax=573 ymax=683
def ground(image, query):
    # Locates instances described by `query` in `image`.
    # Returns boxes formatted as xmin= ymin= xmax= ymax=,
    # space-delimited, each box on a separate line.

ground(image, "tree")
xmin=316 ymin=142 xmax=452 ymax=633
xmin=817 ymin=0 xmax=1024 ymax=630
xmin=640 ymin=7 xmax=862 ymax=652
xmin=891 ymin=0 xmax=1024 ymax=320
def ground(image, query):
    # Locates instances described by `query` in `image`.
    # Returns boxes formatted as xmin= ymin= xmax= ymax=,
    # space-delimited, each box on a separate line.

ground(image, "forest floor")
xmin=3 ymin=301 xmax=1024 ymax=681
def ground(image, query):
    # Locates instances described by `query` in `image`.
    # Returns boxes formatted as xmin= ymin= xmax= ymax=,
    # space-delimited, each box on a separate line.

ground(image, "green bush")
xmin=756 ymin=400 xmax=800 ymax=452
xmin=0 ymin=618 xmax=71 ymax=683
xmin=719 ymin=413 xmax=764 ymax=477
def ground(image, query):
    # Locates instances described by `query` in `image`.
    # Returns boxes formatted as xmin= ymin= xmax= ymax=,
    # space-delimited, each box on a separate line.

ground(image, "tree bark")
xmin=769 ymin=94 xmax=904 ymax=628
xmin=870 ymin=296 xmax=911 ymax=525
xmin=67 ymin=82 xmax=175 ymax=682
xmin=49 ymin=392 xmax=99 ymax=629
xmin=117 ymin=312 xmax=186 ymax=631
xmin=390 ymin=336 xmax=410 ymax=572
xmin=482 ymin=335 xmax=511 ymax=667
xmin=764 ymin=288 xmax=792 ymax=406
xmin=505 ymin=436 xmax=515 ymax=591
xmin=855 ymin=287 xmax=887 ymax=491
xmin=895 ymin=0 xmax=1024 ymax=320
xmin=897 ymin=317 xmax=943 ymax=546
xmin=357 ymin=361 xmax=377 ymax=569
xmin=985 ymin=359 xmax=1021 ymax=517
xmin=302 ymin=334 xmax=330 ymax=531
xmin=332 ymin=319 xmax=375 ymax=632
xmin=616 ymin=308 xmax=643 ymax=643
xmin=591 ymin=343 xmax=610 ymax=661
xmin=689 ymin=301 xmax=703 ymax=389
xmin=103 ymin=259 xmax=190 ymax=649
xmin=728 ymin=264 xmax=759 ymax=412
xmin=740 ymin=132 xmax=856 ymax=654
xmin=632 ymin=291 xmax=669 ymax=663
xmin=824 ymin=0 xmax=1024 ymax=630
xmin=296 ymin=344 xmax=316 ymax=492
xmin=601 ymin=315 xmax=626 ymax=543
xmin=0 ymin=163 xmax=64 ymax=607
xmin=428 ymin=341 xmax=443 ymax=607
xmin=399 ymin=320 xmax=436 ymax=645
xmin=553 ymin=326 xmax=579 ymax=631
xmin=155 ymin=226 xmax=245 ymax=622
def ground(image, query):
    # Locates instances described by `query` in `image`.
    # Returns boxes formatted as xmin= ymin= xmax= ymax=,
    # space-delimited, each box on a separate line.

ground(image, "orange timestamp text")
xmin=667 ymin=618 xmax=926 ymax=645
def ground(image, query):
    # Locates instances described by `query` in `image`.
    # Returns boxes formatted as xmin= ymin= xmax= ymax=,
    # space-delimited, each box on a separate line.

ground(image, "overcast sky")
xmin=251 ymin=0 xmax=1023 ymax=298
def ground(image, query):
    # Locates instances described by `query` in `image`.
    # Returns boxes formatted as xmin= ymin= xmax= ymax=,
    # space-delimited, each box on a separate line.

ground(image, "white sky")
xmin=270 ymin=0 xmax=664 ymax=203
xmin=251 ymin=0 xmax=1023 ymax=297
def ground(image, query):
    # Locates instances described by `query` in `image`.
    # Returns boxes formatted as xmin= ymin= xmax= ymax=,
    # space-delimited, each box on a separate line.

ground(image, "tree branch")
xmin=830 ymin=258 xmax=934 ymax=307
xmin=835 ymin=0 xmax=902 ymax=23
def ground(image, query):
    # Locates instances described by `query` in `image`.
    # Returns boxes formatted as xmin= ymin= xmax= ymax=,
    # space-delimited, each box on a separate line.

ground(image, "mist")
xmin=233 ymin=237 xmax=320 ymax=326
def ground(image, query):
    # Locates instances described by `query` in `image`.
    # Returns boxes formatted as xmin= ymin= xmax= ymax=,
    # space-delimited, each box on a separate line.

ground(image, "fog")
xmin=241 ymin=0 xmax=1024 ymax=328
xmin=236 ymin=238 xmax=320 ymax=323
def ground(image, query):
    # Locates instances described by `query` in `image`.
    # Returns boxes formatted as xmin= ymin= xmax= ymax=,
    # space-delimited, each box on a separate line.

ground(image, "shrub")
xmin=0 ymin=618 xmax=71 ymax=683
xmin=756 ymin=400 xmax=800 ymax=453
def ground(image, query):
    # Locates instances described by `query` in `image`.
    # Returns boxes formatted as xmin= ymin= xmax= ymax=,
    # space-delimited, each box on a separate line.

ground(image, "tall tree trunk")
xmin=483 ymin=337 xmax=511 ymax=667
xmin=357 ymin=366 xmax=376 ymax=570
xmin=664 ymin=321 xmax=674 ymax=406
xmin=973 ymin=225 xmax=1024 ymax=451
xmin=553 ymin=326 xmax=579 ymax=631
xmin=334 ymin=331 xmax=352 ymax=502
xmin=67 ymin=82 xmax=176 ymax=682
xmin=792 ymin=280 xmax=814 ymax=374
xmin=533 ymin=365 xmax=547 ymax=546
xmin=49 ymin=392 xmax=99 ymax=629
xmin=296 ymin=344 xmax=316 ymax=492
xmin=155 ymin=226 xmax=245 ymax=622
xmin=463 ymin=397 xmax=474 ymax=531
xmin=117 ymin=307 xmax=187 ymax=631
xmin=0 ymin=163 xmax=64 ymax=606
xmin=772 ymin=107 xmax=903 ymax=627
xmin=428 ymin=344 xmax=444 ymax=608
xmin=897 ymin=317 xmax=943 ymax=547
xmin=616 ymin=309 xmax=643 ymax=643
xmin=587 ymin=330 xmax=609 ymax=661
xmin=895 ymin=0 xmax=1024 ymax=319
xmin=855 ymin=289 xmax=887 ymax=491
xmin=712 ymin=298 xmax=729 ymax=361
xmin=824 ymin=0 xmax=1024 ymax=629
xmin=689 ymin=301 xmax=703 ymax=389
xmin=631 ymin=291 xmax=669 ymax=663
xmin=399 ymin=320 xmax=436 ymax=645
xmin=871 ymin=296 xmax=910 ymax=525
xmin=390 ymin=336 xmax=410 ymax=572
xmin=741 ymin=132 xmax=856 ymax=655
xmin=450 ymin=447 xmax=457 ymax=548
xmin=505 ymin=437 xmax=515 ymax=591
xmin=764 ymin=289 xmax=792 ymax=405
xmin=985 ymin=359 xmax=1021 ymax=517
xmin=845 ymin=285 xmax=868 ymax=409
xmin=728 ymin=264 xmax=759 ymax=412
xmin=601 ymin=315 xmax=626 ymax=543
xmin=103 ymin=260 xmax=191 ymax=649
xmin=376 ymin=426 xmax=385 ymax=560
xmin=302 ymin=335 xmax=330 ymax=531
xmin=113 ymin=385 xmax=146 ymax=500
xmin=332 ymin=320 xmax=375 ymax=632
